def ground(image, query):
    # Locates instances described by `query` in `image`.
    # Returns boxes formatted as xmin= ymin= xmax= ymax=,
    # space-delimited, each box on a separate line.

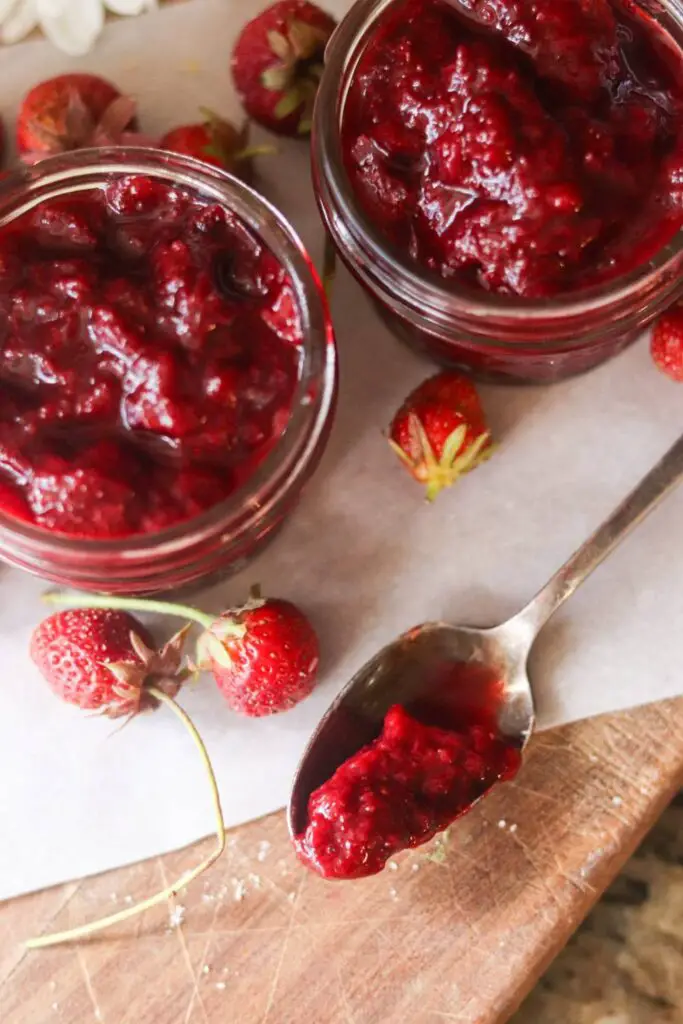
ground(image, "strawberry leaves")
xmin=389 ymin=372 xmax=494 ymax=502
xmin=261 ymin=19 xmax=331 ymax=134
xmin=20 ymin=88 xmax=153 ymax=165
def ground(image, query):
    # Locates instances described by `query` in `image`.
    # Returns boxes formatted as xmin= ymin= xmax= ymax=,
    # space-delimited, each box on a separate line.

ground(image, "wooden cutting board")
xmin=1 ymin=697 xmax=681 ymax=1024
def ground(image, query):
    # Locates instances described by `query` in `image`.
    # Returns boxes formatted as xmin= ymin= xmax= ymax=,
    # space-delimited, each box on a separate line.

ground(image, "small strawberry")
xmin=44 ymin=588 xmax=321 ymax=718
xmin=30 ymin=608 xmax=188 ymax=718
xmin=159 ymin=111 xmax=274 ymax=180
xmin=198 ymin=589 xmax=320 ymax=716
xmin=389 ymin=371 xmax=493 ymax=502
xmin=651 ymin=305 xmax=683 ymax=382
xmin=16 ymin=74 xmax=150 ymax=162
xmin=231 ymin=0 xmax=336 ymax=137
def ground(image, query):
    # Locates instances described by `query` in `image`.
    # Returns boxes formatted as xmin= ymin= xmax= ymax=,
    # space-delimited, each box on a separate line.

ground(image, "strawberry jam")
xmin=295 ymin=703 xmax=521 ymax=880
xmin=342 ymin=0 xmax=683 ymax=298
xmin=0 ymin=176 xmax=301 ymax=539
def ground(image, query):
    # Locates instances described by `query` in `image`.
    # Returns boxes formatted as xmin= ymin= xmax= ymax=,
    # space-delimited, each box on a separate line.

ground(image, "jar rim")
xmin=0 ymin=147 xmax=336 ymax=569
xmin=315 ymin=0 xmax=683 ymax=324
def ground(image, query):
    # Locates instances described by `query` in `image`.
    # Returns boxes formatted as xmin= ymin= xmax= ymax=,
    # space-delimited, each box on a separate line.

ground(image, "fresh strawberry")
xmin=160 ymin=111 xmax=273 ymax=180
xmin=16 ymin=74 xmax=148 ymax=161
xmin=43 ymin=588 xmax=321 ymax=717
xmin=231 ymin=0 xmax=336 ymax=136
xmin=30 ymin=608 xmax=188 ymax=718
xmin=651 ymin=305 xmax=683 ymax=382
xmin=199 ymin=590 xmax=320 ymax=716
xmin=389 ymin=371 xmax=493 ymax=502
xmin=26 ymin=604 xmax=224 ymax=951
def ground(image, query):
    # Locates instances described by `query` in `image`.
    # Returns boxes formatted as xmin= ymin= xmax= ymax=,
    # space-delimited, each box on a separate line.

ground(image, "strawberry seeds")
xmin=26 ymin=586 xmax=320 ymax=948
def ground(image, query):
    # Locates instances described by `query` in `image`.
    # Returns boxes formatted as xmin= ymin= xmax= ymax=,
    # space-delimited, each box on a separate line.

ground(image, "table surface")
xmin=1 ymin=5 xmax=682 ymax=1022
xmin=2 ymin=698 xmax=682 ymax=1024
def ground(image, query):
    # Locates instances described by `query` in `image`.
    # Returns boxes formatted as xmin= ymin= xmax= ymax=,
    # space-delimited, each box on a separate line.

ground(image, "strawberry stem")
xmin=43 ymin=592 xmax=215 ymax=631
xmin=234 ymin=144 xmax=277 ymax=162
xmin=25 ymin=689 xmax=225 ymax=950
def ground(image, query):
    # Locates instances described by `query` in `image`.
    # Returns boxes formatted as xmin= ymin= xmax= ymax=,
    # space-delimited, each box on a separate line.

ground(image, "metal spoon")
xmin=289 ymin=432 xmax=683 ymax=837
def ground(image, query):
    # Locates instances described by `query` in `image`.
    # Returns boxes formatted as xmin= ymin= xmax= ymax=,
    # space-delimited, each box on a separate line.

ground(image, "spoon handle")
xmin=515 ymin=432 xmax=683 ymax=638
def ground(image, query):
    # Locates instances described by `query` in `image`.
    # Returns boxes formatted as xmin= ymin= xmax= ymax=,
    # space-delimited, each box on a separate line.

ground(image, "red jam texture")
xmin=342 ymin=0 xmax=683 ymax=297
xmin=294 ymin=704 xmax=521 ymax=879
xmin=0 ymin=176 xmax=301 ymax=539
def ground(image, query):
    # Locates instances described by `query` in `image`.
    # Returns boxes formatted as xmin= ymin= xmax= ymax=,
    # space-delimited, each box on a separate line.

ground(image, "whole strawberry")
xmin=231 ymin=0 xmax=336 ymax=137
xmin=30 ymin=608 xmax=187 ymax=718
xmin=199 ymin=591 xmax=320 ymax=716
xmin=17 ymin=74 xmax=146 ymax=161
xmin=43 ymin=588 xmax=321 ymax=717
xmin=26 ymin=605 xmax=224 ymax=951
xmin=651 ymin=305 xmax=683 ymax=382
xmin=389 ymin=371 xmax=493 ymax=502
xmin=160 ymin=111 xmax=272 ymax=180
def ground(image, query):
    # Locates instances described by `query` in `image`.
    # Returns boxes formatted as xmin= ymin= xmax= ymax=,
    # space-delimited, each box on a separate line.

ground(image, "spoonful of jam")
xmin=289 ymin=432 xmax=683 ymax=879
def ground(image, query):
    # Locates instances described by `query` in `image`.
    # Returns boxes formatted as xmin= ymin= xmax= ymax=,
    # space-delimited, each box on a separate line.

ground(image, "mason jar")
xmin=0 ymin=148 xmax=337 ymax=593
xmin=312 ymin=0 xmax=683 ymax=383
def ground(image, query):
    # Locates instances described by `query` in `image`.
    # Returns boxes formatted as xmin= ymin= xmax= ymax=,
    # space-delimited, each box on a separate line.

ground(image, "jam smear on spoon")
xmin=294 ymin=662 xmax=522 ymax=879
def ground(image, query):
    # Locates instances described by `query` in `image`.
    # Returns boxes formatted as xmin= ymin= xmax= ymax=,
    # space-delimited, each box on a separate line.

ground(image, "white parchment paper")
xmin=0 ymin=0 xmax=682 ymax=901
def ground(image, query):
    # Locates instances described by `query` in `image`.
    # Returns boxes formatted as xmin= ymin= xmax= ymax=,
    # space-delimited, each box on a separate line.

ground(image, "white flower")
xmin=0 ymin=0 xmax=158 ymax=56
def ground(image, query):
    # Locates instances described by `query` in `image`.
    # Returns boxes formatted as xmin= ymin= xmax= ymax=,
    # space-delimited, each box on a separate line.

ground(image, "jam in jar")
xmin=313 ymin=0 xmax=683 ymax=381
xmin=0 ymin=150 xmax=336 ymax=592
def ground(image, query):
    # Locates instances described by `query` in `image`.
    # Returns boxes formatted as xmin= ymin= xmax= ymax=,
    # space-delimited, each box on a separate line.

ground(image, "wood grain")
xmin=1 ymin=698 xmax=681 ymax=1024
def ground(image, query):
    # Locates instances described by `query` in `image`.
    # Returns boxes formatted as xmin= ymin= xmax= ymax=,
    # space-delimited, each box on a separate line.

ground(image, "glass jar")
xmin=0 ymin=149 xmax=336 ymax=594
xmin=312 ymin=0 xmax=683 ymax=384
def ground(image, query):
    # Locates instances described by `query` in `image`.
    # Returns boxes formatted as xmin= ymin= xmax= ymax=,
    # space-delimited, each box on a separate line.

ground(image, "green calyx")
xmin=262 ymin=19 xmax=331 ymax=134
xmin=198 ymin=108 xmax=276 ymax=169
xmin=196 ymin=627 xmax=241 ymax=671
xmin=194 ymin=585 xmax=264 ymax=670
xmin=390 ymin=414 xmax=494 ymax=503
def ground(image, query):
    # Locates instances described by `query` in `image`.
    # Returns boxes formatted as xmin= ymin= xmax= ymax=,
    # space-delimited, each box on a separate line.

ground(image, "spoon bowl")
xmin=288 ymin=619 xmax=535 ymax=836
xmin=289 ymin=432 xmax=683 ymax=845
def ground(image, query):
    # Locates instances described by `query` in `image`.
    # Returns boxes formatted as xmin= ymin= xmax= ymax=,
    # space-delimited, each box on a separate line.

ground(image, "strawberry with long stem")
xmin=26 ymin=608 xmax=225 ymax=948
xmin=44 ymin=588 xmax=321 ymax=718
